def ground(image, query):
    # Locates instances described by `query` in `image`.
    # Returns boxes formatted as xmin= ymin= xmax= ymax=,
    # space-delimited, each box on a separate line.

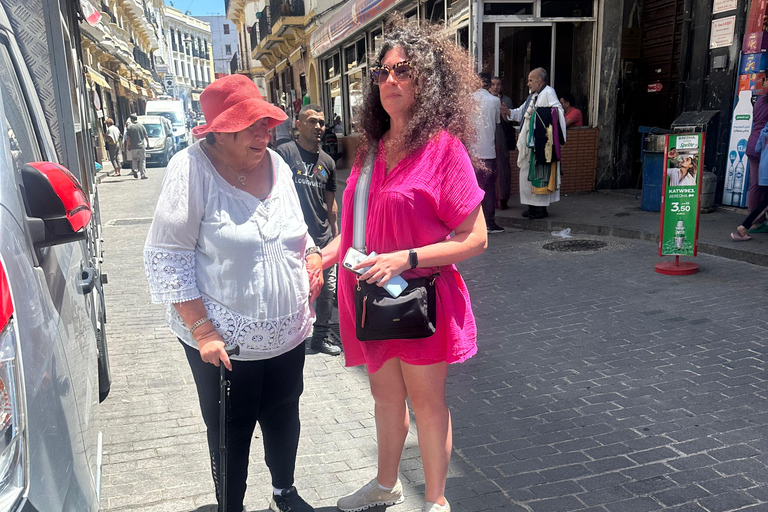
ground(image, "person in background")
xmin=560 ymin=93 xmax=583 ymax=128
xmin=745 ymin=93 xmax=768 ymax=233
xmin=124 ymin=113 xmax=149 ymax=179
xmin=324 ymin=16 xmax=488 ymax=512
xmin=105 ymin=118 xmax=121 ymax=176
xmin=472 ymin=72 xmax=504 ymax=233
xmin=503 ymin=68 xmax=566 ymax=220
xmin=276 ymin=104 xmax=341 ymax=356
xmin=144 ymin=74 xmax=322 ymax=512
xmin=491 ymin=76 xmax=514 ymax=210
xmin=274 ymin=105 xmax=293 ymax=146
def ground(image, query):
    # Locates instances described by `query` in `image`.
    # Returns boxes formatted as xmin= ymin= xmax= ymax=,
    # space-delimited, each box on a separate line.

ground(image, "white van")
xmin=145 ymin=98 xmax=190 ymax=148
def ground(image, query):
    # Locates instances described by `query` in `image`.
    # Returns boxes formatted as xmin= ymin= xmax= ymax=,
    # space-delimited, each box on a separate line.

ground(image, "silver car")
xmin=0 ymin=0 xmax=110 ymax=510
xmin=123 ymin=115 xmax=175 ymax=168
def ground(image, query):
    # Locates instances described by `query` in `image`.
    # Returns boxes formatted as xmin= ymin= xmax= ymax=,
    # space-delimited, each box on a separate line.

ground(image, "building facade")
xmin=198 ymin=15 xmax=241 ymax=77
xmin=78 ymin=0 xmax=165 ymax=161
xmin=233 ymin=0 xmax=756 ymax=201
xmin=161 ymin=5 xmax=215 ymax=112
xmin=226 ymin=0 xmax=269 ymax=96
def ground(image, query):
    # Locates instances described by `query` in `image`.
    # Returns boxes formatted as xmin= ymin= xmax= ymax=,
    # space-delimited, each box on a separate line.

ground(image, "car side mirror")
xmin=19 ymin=162 xmax=91 ymax=249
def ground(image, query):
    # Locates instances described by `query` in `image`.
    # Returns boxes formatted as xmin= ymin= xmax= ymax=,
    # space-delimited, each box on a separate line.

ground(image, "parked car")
xmin=0 ymin=0 xmax=110 ymax=510
xmin=122 ymin=115 xmax=175 ymax=167
xmin=145 ymin=97 xmax=190 ymax=148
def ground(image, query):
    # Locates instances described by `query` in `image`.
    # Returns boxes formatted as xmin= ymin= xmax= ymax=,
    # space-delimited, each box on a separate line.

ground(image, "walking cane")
xmin=219 ymin=345 xmax=240 ymax=512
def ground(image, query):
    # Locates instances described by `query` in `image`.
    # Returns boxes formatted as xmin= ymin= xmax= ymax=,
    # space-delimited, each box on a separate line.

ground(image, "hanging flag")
xmin=80 ymin=0 xmax=101 ymax=26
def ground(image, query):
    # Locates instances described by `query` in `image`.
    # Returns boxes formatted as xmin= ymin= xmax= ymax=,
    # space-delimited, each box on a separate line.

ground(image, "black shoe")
xmin=487 ymin=223 xmax=505 ymax=234
xmin=500 ymin=199 xmax=509 ymax=210
xmin=311 ymin=336 xmax=341 ymax=356
xmin=522 ymin=209 xmax=531 ymax=218
xmin=270 ymin=487 xmax=314 ymax=512
xmin=132 ymin=170 xmax=138 ymax=178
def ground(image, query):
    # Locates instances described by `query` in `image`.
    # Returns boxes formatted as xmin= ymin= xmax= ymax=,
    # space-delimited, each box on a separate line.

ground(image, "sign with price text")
xmin=659 ymin=133 xmax=704 ymax=256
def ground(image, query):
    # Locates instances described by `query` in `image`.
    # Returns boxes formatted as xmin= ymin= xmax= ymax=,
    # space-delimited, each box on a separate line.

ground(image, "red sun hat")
xmin=191 ymin=74 xmax=287 ymax=139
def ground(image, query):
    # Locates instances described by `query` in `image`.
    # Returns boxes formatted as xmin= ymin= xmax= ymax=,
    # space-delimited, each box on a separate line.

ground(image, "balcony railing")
xmin=250 ymin=22 xmax=259 ymax=49
xmin=258 ymin=7 xmax=270 ymax=43
xmin=230 ymin=52 xmax=238 ymax=74
xmin=133 ymin=46 xmax=151 ymax=70
xmin=269 ymin=0 xmax=305 ymax=30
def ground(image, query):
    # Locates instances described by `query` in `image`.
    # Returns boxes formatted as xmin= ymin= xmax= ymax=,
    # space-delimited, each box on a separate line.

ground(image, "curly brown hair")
xmin=354 ymin=14 xmax=481 ymax=164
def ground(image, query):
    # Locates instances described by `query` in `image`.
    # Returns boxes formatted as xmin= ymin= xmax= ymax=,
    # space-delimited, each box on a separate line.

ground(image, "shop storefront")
xmin=478 ymin=0 xmax=599 ymax=195
xmin=309 ymin=0 xmax=600 ymax=190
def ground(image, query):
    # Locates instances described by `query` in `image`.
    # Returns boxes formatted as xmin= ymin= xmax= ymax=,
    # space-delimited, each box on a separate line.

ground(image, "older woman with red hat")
xmin=144 ymin=74 xmax=321 ymax=512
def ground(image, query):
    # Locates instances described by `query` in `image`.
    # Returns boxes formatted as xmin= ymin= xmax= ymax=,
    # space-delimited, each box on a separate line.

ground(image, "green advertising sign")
xmin=659 ymin=133 xmax=704 ymax=256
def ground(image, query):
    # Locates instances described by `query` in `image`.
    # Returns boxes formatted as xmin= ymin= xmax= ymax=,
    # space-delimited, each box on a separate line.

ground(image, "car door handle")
xmin=79 ymin=267 xmax=96 ymax=294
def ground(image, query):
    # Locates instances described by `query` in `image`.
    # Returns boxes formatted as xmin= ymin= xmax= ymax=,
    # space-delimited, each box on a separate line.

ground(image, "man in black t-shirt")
xmin=277 ymin=104 xmax=340 ymax=356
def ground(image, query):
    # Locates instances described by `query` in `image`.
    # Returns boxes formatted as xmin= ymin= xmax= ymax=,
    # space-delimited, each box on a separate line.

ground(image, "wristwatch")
xmin=408 ymin=249 xmax=418 ymax=269
xmin=305 ymin=246 xmax=321 ymax=258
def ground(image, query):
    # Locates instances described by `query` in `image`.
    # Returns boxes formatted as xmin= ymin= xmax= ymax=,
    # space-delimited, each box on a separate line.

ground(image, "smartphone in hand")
xmin=342 ymin=248 xmax=408 ymax=297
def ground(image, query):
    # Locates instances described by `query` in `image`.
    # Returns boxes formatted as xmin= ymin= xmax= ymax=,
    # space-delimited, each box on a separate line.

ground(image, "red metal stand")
xmin=655 ymin=255 xmax=699 ymax=275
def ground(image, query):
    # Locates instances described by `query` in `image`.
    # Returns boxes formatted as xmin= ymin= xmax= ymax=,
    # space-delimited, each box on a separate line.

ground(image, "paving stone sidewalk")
xmin=98 ymin=164 xmax=768 ymax=512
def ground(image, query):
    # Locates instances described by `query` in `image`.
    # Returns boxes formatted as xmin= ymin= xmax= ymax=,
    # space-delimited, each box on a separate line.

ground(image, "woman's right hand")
xmin=196 ymin=331 xmax=232 ymax=370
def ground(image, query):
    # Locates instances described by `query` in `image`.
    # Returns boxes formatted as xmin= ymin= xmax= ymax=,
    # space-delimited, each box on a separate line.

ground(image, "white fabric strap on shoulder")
xmin=352 ymin=144 xmax=378 ymax=253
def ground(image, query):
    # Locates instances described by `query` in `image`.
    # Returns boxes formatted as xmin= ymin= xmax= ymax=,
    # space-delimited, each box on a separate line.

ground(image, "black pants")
xmin=312 ymin=264 xmax=337 ymax=340
xmin=182 ymin=341 xmax=305 ymax=512
xmin=742 ymin=185 xmax=768 ymax=229
xmin=475 ymin=158 xmax=498 ymax=224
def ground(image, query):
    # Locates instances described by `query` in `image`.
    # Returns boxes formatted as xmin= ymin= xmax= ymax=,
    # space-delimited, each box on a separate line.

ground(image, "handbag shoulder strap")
xmin=352 ymin=143 xmax=378 ymax=253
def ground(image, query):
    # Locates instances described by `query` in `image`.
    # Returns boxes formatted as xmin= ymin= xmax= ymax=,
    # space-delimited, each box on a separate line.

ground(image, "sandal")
xmin=730 ymin=231 xmax=752 ymax=241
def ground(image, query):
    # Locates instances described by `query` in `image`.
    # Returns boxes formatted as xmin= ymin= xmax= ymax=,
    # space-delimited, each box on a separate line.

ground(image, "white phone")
xmin=342 ymin=247 xmax=373 ymax=275
xmin=342 ymin=248 xmax=408 ymax=298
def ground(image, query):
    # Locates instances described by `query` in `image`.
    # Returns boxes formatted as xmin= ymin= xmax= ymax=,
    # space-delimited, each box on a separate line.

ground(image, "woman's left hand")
xmin=356 ymin=250 xmax=409 ymax=286
xmin=306 ymin=254 xmax=324 ymax=303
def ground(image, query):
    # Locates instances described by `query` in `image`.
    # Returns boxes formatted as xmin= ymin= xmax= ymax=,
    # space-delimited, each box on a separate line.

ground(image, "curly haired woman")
xmin=320 ymin=15 xmax=488 ymax=512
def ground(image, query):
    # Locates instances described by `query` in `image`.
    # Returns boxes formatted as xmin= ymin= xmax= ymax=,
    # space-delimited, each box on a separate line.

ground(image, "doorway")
xmin=485 ymin=23 xmax=553 ymax=105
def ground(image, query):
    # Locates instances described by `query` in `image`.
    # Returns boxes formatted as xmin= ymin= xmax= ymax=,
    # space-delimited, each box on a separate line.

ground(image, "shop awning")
xmin=275 ymin=59 xmax=288 ymax=74
xmin=310 ymin=0 xmax=399 ymax=58
xmin=85 ymin=66 xmax=111 ymax=90
xmin=265 ymin=69 xmax=275 ymax=82
xmin=191 ymin=92 xmax=201 ymax=101
xmin=118 ymin=75 xmax=131 ymax=90
xmin=129 ymin=83 xmax=139 ymax=94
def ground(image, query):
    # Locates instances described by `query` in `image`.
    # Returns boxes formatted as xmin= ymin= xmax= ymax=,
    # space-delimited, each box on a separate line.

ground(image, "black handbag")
xmin=351 ymin=144 xmax=438 ymax=341
xmin=355 ymin=275 xmax=438 ymax=341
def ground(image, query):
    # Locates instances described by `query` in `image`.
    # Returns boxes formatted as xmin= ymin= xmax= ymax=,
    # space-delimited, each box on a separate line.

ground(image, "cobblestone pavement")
xmin=99 ymin=163 xmax=768 ymax=512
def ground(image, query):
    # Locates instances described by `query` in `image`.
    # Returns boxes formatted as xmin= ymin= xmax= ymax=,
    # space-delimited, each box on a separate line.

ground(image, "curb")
xmin=495 ymin=216 xmax=768 ymax=268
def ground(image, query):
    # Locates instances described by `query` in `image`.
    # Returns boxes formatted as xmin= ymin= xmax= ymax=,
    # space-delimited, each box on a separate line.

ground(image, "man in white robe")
xmin=502 ymin=68 xmax=566 ymax=219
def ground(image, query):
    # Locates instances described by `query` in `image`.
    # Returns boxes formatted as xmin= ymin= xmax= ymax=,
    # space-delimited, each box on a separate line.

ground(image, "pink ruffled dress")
xmin=337 ymin=131 xmax=485 ymax=373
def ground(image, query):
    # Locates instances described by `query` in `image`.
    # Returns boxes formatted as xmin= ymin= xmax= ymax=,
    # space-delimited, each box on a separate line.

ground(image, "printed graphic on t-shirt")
xmin=295 ymin=161 xmax=329 ymax=188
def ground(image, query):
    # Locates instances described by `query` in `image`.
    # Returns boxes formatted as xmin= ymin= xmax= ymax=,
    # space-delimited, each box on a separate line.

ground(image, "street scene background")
xmin=97 ymin=163 xmax=768 ymax=512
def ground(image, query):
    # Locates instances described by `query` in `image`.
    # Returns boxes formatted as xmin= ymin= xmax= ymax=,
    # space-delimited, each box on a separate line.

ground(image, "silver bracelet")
xmin=189 ymin=317 xmax=211 ymax=335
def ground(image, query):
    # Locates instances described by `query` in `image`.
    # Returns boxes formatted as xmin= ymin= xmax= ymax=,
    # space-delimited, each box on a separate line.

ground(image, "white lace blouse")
xmin=144 ymin=141 xmax=315 ymax=360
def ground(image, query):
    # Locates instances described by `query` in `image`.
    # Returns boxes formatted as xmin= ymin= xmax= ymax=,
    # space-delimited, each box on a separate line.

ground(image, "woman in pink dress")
xmin=321 ymin=16 xmax=488 ymax=512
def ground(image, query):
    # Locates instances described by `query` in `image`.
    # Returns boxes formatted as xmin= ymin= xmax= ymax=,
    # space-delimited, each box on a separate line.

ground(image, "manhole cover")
xmin=543 ymin=240 xmax=608 ymax=252
xmin=107 ymin=217 xmax=153 ymax=226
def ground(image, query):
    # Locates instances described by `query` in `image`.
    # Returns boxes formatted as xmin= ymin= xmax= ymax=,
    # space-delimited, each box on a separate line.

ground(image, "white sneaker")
xmin=337 ymin=478 xmax=404 ymax=512
xmin=423 ymin=501 xmax=450 ymax=512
